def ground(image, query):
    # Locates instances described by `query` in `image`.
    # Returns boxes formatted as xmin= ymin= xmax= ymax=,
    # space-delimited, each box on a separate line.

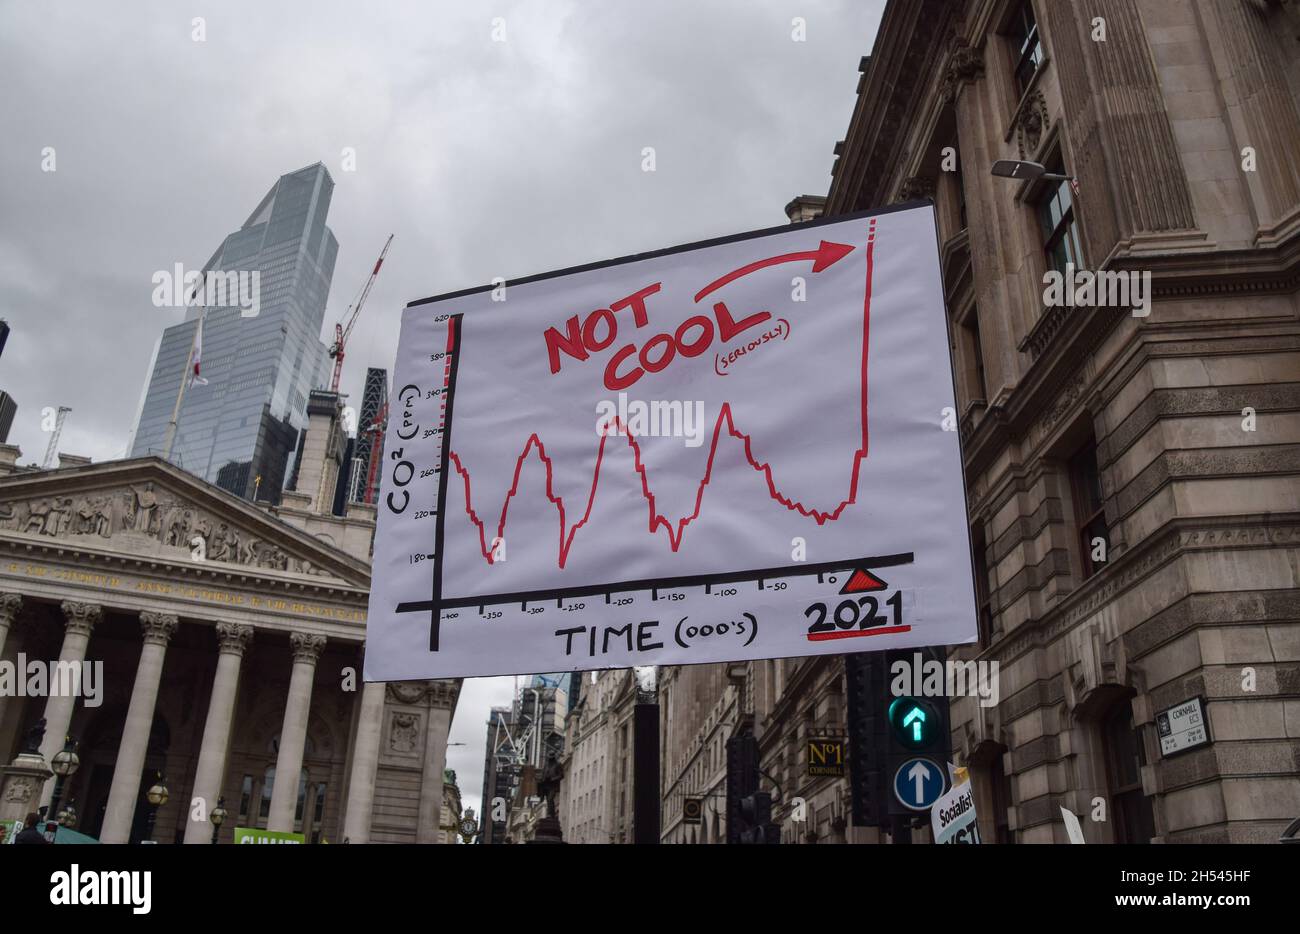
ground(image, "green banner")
xmin=233 ymin=826 xmax=305 ymax=844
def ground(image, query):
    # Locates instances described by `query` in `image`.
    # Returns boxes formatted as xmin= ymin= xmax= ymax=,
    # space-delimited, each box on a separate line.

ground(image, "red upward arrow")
xmin=694 ymin=240 xmax=855 ymax=303
xmin=840 ymin=567 xmax=888 ymax=594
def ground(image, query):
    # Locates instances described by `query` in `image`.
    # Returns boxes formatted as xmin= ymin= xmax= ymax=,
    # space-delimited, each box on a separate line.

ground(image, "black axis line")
xmin=426 ymin=313 xmax=462 ymax=651
xmin=396 ymin=552 xmax=915 ymax=620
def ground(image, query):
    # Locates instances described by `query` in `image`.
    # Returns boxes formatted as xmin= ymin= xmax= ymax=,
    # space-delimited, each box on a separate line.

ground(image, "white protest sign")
xmin=932 ymin=775 xmax=980 ymax=844
xmin=366 ymin=204 xmax=977 ymax=680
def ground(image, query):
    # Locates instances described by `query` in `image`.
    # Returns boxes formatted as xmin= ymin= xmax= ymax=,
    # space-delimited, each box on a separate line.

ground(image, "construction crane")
xmin=328 ymin=234 xmax=393 ymax=393
xmin=42 ymin=406 xmax=71 ymax=469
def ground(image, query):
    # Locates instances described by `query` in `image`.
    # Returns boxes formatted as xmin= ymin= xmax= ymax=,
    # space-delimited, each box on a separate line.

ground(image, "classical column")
xmin=416 ymin=680 xmax=460 ymax=844
xmin=99 ymin=612 xmax=178 ymax=844
xmin=0 ymin=593 xmax=23 ymax=734
xmin=341 ymin=667 xmax=386 ymax=844
xmin=183 ymin=622 xmax=253 ymax=843
xmin=0 ymin=593 xmax=21 ymax=658
xmin=267 ymin=631 xmax=325 ymax=832
xmin=37 ymin=601 xmax=100 ymax=809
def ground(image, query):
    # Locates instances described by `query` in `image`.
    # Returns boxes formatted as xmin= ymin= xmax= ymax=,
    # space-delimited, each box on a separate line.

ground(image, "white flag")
xmin=190 ymin=316 xmax=208 ymax=387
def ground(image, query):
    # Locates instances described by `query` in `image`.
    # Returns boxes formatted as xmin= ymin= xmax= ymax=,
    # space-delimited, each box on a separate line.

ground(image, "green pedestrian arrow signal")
xmin=888 ymin=696 xmax=940 ymax=750
xmin=903 ymin=705 xmax=925 ymax=742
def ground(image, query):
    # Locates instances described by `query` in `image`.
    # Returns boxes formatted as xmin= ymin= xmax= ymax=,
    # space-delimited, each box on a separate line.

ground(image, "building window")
xmin=1069 ymin=438 xmax=1109 ymax=578
xmin=259 ymin=768 xmax=274 ymax=822
xmin=971 ymin=526 xmax=994 ymax=646
xmin=258 ymin=766 xmax=309 ymax=830
xmin=1102 ymin=700 xmax=1155 ymax=843
xmin=238 ymin=774 xmax=253 ymax=823
xmin=1008 ymin=1 xmax=1044 ymax=94
xmin=959 ymin=308 xmax=987 ymax=404
xmin=1038 ymin=162 xmax=1083 ymax=277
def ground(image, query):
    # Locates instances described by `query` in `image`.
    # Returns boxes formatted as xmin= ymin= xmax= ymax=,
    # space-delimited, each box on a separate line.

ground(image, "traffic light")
xmin=845 ymin=651 xmax=890 ymax=826
xmin=883 ymin=646 xmax=952 ymax=820
xmin=846 ymin=647 xmax=953 ymax=827
xmin=725 ymin=731 xmax=759 ymax=844
xmin=888 ymin=696 xmax=943 ymax=750
xmin=738 ymin=792 xmax=781 ymax=844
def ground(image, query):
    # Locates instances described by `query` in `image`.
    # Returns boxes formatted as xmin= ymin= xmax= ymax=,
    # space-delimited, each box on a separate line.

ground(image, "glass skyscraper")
xmin=131 ymin=163 xmax=339 ymax=502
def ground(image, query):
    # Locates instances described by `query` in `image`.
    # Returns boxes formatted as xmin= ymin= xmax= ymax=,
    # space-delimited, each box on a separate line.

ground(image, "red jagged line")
xmin=448 ymin=222 xmax=877 ymax=569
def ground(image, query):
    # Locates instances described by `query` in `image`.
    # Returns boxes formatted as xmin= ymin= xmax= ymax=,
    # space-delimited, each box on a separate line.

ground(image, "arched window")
xmin=968 ymin=741 xmax=1013 ymax=843
xmin=1102 ymin=700 xmax=1155 ymax=843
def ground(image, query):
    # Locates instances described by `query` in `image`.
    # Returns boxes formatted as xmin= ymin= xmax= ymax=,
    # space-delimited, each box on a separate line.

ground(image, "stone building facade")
xmin=439 ymin=769 xmax=463 ymax=844
xmin=559 ymin=668 xmax=639 ymax=844
xmin=658 ymin=0 xmax=1300 ymax=844
xmin=0 ymin=392 xmax=460 ymax=843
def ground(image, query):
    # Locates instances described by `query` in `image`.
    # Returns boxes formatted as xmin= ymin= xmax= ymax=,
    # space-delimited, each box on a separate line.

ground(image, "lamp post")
xmin=210 ymin=795 xmax=227 ymax=844
xmin=48 ymin=736 xmax=80 ymax=825
xmin=144 ymin=774 xmax=169 ymax=843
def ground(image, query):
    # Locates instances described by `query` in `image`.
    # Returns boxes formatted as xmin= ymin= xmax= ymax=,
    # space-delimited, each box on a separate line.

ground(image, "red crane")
xmin=328 ymin=234 xmax=394 ymax=393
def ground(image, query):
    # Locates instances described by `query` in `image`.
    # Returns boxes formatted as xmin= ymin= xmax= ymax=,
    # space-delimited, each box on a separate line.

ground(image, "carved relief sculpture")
xmin=131 ymin=483 xmax=160 ymax=533
xmin=390 ymin=712 xmax=419 ymax=753
xmin=0 ymin=482 xmax=333 ymax=577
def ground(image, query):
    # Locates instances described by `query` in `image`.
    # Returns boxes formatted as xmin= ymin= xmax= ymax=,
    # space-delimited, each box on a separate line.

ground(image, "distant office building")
xmin=332 ymin=435 xmax=355 ymax=516
xmin=352 ymin=367 xmax=389 ymax=503
xmin=0 ymin=319 xmax=9 ymax=363
xmin=479 ymin=707 xmax=517 ymax=844
xmin=0 ymin=392 xmax=14 ymax=443
xmin=130 ymin=163 xmax=339 ymax=503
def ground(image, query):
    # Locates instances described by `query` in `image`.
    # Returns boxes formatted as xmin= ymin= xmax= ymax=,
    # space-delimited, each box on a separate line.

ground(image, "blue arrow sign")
xmin=893 ymin=757 xmax=946 ymax=811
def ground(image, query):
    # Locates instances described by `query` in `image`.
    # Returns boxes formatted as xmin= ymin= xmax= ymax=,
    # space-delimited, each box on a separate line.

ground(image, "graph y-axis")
xmin=428 ymin=314 xmax=461 ymax=651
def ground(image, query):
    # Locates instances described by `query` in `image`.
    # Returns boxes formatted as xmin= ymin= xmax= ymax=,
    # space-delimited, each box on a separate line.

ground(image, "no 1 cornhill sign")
xmin=1156 ymin=696 xmax=1210 ymax=757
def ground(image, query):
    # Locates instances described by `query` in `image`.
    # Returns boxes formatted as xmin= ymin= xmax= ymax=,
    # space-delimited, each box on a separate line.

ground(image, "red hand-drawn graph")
xmin=447 ymin=222 xmax=875 ymax=570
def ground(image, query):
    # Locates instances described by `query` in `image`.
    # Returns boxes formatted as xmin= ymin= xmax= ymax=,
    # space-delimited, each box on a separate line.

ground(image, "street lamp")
xmin=209 ymin=795 xmax=228 ymax=845
xmin=48 ymin=736 xmax=80 ymax=824
xmin=990 ymin=159 xmax=1075 ymax=183
xmin=144 ymin=774 xmax=169 ymax=843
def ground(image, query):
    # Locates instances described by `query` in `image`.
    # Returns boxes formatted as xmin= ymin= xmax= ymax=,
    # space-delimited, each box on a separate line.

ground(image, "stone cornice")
xmin=826 ymin=0 xmax=955 ymax=213
xmin=0 ymin=532 xmax=369 ymax=603
xmin=984 ymin=514 xmax=1300 ymax=672
xmin=385 ymin=678 xmax=462 ymax=710
xmin=1107 ymin=218 xmax=1300 ymax=298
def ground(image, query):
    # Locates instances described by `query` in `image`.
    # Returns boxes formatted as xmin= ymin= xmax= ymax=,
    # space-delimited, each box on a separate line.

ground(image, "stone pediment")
xmin=0 ymin=456 xmax=370 ymax=588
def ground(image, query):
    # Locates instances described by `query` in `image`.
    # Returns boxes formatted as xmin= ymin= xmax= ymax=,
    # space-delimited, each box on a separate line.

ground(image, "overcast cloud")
xmin=0 ymin=0 xmax=882 ymax=824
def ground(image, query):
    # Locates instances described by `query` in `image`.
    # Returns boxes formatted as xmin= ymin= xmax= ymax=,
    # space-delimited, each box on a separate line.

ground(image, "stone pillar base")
xmin=0 ymin=752 xmax=54 ymax=826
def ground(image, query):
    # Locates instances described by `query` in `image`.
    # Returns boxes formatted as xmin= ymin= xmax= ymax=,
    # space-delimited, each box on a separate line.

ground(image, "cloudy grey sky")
xmin=0 ymin=0 xmax=882 ymax=823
